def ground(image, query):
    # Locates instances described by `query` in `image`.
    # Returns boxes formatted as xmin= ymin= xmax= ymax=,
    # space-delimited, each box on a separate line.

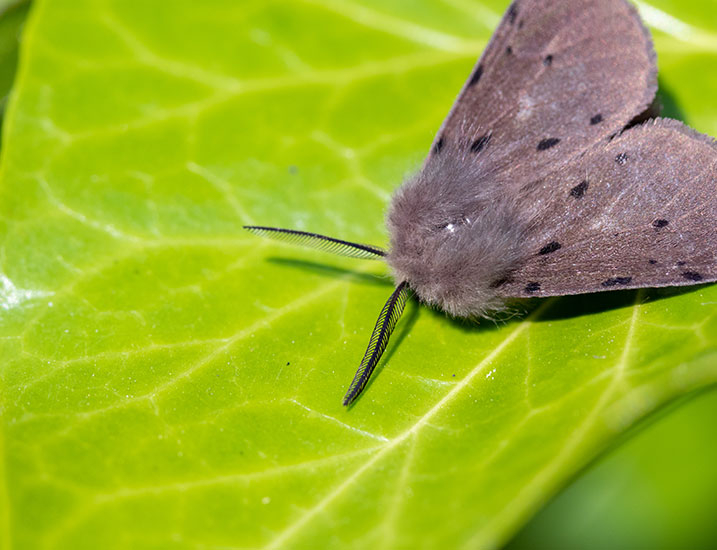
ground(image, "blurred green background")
xmin=508 ymin=387 xmax=717 ymax=549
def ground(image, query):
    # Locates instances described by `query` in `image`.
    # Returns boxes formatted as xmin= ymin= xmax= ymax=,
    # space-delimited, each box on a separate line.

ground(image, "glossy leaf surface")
xmin=0 ymin=1 xmax=715 ymax=548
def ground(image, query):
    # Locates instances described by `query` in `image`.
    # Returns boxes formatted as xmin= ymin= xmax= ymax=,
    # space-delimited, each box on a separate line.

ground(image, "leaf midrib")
xmin=265 ymin=297 xmax=556 ymax=549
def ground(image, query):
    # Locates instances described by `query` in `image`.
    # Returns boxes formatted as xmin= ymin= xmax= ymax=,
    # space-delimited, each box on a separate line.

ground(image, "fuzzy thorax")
xmin=386 ymin=161 xmax=526 ymax=318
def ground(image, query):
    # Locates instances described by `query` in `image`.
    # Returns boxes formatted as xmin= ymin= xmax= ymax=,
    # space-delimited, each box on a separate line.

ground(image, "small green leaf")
xmin=0 ymin=1 xmax=715 ymax=549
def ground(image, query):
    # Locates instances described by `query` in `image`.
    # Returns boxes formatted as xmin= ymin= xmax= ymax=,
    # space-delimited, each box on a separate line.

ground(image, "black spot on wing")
xmin=682 ymin=271 xmax=703 ymax=281
xmin=433 ymin=136 xmax=444 ymax=154
xmin=537 ymin=137 xmax=560 ymax=151
xmin=490 ymin=275 xmax=513 ymax=288
xmin=538 ymin=241 xmax=561 ymax=255
xmin=601 ymin=276 xmax=632 ymax=287
xmin=506 ymin=45 xmax=513 ymax=55
xmin=570 ymin=180 xmax=589 ymax=198
xmin=590 ymin=113 xmax=603 ymax=125
xmin=652 ymin=218 xmax=669 ymax=229
xmin=468 ymin=64 xmax=483 ymax=87
xmin=525 ymin=282 xmax=541 ymax=293
xmin=470 ymin=133 xmax=491 ymax=153
xmin=508 ymin=3 xmax=518 ymax=24
xmin=616 ymin=152 xmax=628 ymax=165
xmin=543 ymin=54 xmax=553 ymax=66
xmin=648 ymin=259 xmax=657 ymax=264
xmin=676 ymin=260 xmax=686 ymax=266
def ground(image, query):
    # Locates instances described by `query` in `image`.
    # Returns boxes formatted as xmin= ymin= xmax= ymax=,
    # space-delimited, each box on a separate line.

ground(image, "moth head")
xmin=385 ymin=166 xmax=525 ymax=317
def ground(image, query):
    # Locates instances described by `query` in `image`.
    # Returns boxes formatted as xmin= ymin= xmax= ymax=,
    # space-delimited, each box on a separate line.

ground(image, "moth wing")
xmin=496 ymin=119 xmax=717 ymax=297
xmin=430 ymin=0 xmax=656 ymax=189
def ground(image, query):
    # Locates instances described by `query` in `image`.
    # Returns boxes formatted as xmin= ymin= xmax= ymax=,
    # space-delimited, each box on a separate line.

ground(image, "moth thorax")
xmin=387 ymin=204 xmax=525 ymax=318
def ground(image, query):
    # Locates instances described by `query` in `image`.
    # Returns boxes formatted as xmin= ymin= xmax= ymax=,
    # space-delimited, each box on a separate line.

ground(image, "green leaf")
xmin=507 ymin=387 xmax=717 ymax=550
xmin=0 ymin=1 xmax=715 ymax=549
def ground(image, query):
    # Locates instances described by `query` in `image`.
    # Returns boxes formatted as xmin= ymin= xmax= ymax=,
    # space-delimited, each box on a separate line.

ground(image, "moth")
xmin=246 ymin=0 xmax=716 ymax=406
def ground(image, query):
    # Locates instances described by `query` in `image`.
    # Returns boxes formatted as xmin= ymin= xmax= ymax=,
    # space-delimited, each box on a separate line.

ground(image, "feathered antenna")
xmin=343 ymin=281 xmax=411 ymax=406
xmin=245 ymin=224 xmax=408 ymax=406
xmin=244 ymin=226 xmax=386 ymax=259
